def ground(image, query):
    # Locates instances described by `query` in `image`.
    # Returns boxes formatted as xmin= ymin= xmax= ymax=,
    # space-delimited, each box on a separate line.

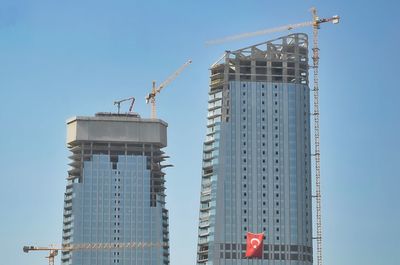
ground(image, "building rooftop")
xmin=66 ymin=113 xmax=168 ymax=146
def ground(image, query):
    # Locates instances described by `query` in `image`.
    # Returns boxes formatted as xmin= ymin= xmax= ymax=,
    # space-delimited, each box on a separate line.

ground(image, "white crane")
xmin=145 ymin=59 xmax=192 ymax=119
xmin=206 ymin=8 xmax=339 ymax=265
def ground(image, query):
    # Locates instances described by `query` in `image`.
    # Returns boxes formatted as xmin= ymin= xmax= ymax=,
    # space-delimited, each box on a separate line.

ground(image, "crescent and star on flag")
xmin=245 ymin=232 xmax=264 ymax=258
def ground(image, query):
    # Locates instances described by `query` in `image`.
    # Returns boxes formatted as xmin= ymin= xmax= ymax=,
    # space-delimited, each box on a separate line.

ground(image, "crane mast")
xmin=145 ymin=59 xmax=192 ymax=119
xmin=206 ymin=8 xmax=339 ymax=265
xmin=311 ymin=7 xmax=323 ymax=265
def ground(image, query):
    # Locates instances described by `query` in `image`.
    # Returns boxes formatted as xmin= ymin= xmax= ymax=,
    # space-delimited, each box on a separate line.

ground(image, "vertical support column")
xmin=311 ymin=7 xmax=323 ymax=265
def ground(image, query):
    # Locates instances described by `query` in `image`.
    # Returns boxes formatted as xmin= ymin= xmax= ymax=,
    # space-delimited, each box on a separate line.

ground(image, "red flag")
xmin=245 ymin=232 xmax=264 ymax=258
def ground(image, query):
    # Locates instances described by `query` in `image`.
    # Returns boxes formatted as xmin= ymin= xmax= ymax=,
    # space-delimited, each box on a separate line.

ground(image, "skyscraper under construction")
xmin=62 ymin=113 xmax=170 ymax=265
xmin=196 ymin=33 xmax=313 ymax=264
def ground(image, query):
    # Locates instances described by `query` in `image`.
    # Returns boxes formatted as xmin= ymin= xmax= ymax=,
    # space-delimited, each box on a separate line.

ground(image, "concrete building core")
xmin=62 ymin=113 xmax=170 ymax=265
xmin=196 ymin=33 xmax=313 ymax=265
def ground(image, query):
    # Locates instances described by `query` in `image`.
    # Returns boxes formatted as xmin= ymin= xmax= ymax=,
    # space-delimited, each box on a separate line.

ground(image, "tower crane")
xmin=23 ymin=241 xmax=168 ymax=265
xmin=145 ymin=59 xmax=192 ymax=119
xmin=114 ymin=96 xmax=135 ymax=114
xmin=206 ymin=8 xmax=339 ymax=265
xmin=23 ymin=246 xmax=61 ymax=265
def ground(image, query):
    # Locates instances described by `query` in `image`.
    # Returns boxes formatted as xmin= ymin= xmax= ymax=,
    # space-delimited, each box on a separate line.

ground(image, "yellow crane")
xmin=23 ymin=246 xmax=61 ymax=265
xmin=145 ymin=59 xmax=192 ymax=119
xmin=23 ymin=242 xmax=168 ymax=265
xmin=206 ymin=8 xmax=339 ymax=265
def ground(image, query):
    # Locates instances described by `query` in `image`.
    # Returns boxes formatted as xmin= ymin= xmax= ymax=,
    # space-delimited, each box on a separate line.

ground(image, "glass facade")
xmin=197 ymin=34 xmax=313 ymax=265
xmin=62 ymin=115 xmax=169 ymax=265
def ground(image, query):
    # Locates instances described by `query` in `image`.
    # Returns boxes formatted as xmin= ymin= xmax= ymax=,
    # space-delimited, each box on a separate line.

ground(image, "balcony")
xmin=198 ymin=228 xmax=210 ymax=237
xmin=199 ymin=220 xmax=210 ymax=228
xmin=200 ymin=194 xmax=211 ymax=203
xmin=199 ymin=212 xmax=209 ymax=219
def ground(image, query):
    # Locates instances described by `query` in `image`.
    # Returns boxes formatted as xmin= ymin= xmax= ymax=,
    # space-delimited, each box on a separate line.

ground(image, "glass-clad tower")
xmin=62 ymin=113 xmax=170 ymax=265
xmin=196 ymin=34 xmax=313 ymax=265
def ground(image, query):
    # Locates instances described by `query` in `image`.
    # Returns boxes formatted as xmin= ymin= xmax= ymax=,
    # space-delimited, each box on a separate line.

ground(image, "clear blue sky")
xmin=0 ymin=1 xmax=399 ymax=264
